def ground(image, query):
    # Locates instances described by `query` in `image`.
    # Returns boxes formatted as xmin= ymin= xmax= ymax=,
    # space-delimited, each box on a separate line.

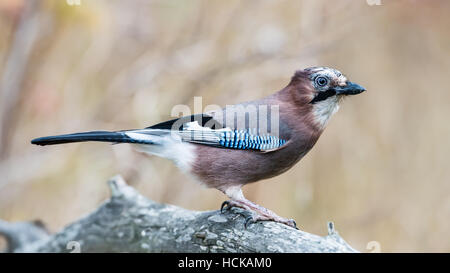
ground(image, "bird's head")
xmin=305 ymin=66 xmax=366 ymax=103
xmin=287 ymin=66 xmax=366 ymax=129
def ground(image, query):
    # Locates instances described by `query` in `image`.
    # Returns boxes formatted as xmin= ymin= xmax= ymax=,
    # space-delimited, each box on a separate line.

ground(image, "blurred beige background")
xmin=1 ymin=0 xmax=449 ymax=252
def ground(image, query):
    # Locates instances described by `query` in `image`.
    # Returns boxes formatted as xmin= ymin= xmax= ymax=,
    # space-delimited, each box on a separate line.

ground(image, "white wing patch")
xmin=184 ymin=121 xmax=231 ymax=132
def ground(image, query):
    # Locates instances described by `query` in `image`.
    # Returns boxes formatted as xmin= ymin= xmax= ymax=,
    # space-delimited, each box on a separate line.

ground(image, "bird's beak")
xmin=335 ymin=82 xmax=366 ymax=95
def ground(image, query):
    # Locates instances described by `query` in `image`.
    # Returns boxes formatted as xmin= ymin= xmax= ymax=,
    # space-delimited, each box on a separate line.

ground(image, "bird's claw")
xmin=244 ymin=216 xmax=255 ymax=229
xmin=220 ymin=201 xmax=231 ymax=213
xmin=288 ymin=219 xmax=298 ymax=230
xmin=220 ymin=200 xmax=246 ymax=213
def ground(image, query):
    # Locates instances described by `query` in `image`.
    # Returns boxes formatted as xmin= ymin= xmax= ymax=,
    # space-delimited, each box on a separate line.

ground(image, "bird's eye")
xmin=315 ymin=76 xmax=328 ymax=87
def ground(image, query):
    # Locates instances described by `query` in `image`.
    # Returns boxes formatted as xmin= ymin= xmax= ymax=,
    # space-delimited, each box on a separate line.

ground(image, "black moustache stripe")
xmin=310 ymin=89 xmax=336 ymax=104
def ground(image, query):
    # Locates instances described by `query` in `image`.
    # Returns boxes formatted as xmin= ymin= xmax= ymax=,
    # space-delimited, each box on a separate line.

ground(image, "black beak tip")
xmin=355 ymin=87 xmax=366 ymax=95
xmin=340 ymin=82 xmax=366 ymax=95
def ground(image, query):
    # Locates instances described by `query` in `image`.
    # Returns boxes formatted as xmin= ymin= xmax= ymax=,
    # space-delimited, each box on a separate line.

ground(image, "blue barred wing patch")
xmin=218 ymin=130 xmax=286 ymax=151
xmin=178 ymin=121 xmax=287 ymax=152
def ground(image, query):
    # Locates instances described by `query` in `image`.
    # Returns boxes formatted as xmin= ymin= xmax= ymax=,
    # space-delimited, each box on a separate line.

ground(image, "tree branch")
xmin=0 ymin=176 xmax=357 ymax=253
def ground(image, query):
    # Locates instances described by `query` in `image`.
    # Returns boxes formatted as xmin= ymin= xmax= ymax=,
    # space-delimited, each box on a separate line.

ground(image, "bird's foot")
xmin=221 ymin=200 xmax=248 ymax=213
xmin=220 ymin=200 xmax=298 ymax=229
xmin=244 ymin=213 xmax=297 ymax=229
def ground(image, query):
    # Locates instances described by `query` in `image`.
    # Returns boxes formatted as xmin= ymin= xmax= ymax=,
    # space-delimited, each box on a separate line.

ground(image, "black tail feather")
xmin=31 ymin=131 xmax=154 ymax=146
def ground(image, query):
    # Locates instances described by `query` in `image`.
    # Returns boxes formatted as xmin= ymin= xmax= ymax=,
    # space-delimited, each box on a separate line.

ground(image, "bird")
xmin=31 ymin=66 xmax=365 ymax=229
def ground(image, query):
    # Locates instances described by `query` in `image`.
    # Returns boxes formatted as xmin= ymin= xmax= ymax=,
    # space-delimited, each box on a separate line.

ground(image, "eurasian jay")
xmin=31 ymin=66 xmax=366 ymax=229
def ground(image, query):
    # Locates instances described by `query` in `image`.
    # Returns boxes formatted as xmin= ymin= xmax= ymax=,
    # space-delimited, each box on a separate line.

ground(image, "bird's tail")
xmin=31 ymin=130 xmax=158 ymax=146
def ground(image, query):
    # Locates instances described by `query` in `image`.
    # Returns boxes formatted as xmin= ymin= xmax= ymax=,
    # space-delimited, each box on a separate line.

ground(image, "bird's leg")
xmin=220 ymin=186 xmax=297 ymax=229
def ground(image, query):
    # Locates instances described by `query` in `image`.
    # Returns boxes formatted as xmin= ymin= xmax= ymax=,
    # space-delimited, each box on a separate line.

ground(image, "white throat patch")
xmin=312 ymin=96 xmax=340 ymax=129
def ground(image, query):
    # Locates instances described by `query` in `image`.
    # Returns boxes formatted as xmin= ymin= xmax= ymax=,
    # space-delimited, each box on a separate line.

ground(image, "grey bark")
xmin=0 ymin=176 xmax=357 ymax=253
